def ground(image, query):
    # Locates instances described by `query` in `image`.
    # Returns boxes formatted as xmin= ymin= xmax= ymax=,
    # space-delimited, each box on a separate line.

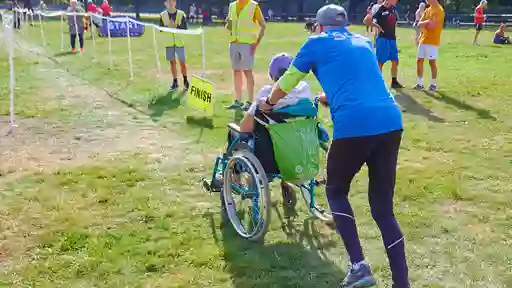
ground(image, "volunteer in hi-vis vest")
xmin=160 ymin=0 xmax=189 ymax=91
xmin=226 ymin=0 xmax=267 ymax=110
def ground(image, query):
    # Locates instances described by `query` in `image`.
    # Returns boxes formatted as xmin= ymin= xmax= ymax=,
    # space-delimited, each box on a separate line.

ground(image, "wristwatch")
xmin=265 ymin=97 xmax=275 ymax=106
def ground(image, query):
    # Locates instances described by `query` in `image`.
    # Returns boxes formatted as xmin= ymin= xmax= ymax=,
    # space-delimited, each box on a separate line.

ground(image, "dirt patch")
xmin=441 ymin=200 xmax=474 ymax=216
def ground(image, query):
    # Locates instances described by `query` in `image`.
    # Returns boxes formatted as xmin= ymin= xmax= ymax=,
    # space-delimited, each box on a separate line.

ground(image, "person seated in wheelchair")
xmin=240 ymin=53 xmax=313 ymax=133
xmin=211 ymin=53 xmax=321 ymax=206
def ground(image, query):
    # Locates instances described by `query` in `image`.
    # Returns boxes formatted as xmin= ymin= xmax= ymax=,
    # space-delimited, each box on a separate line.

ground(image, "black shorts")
xmin=475 ymin=24 xmax=483 ymax=31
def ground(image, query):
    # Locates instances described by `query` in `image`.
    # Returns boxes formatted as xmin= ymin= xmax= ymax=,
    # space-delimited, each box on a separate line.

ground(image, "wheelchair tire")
xmin=227 ymin=142 xmax=251 ymax=157
xmin=222 ymin=150 xmax=271 ymax=242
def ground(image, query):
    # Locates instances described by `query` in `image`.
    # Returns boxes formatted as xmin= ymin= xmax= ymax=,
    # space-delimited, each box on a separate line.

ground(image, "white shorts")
xmin=417 ymin=44 xmax=439 ymax=60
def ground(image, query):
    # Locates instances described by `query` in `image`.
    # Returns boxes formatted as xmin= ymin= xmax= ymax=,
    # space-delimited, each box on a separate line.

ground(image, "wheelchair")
xmin=203 ymin=97 xmax=332 ymax=241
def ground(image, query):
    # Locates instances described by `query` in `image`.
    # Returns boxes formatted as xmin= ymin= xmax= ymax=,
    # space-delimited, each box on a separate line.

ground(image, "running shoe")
xmin=339 ymin=263 xmax=377 ymax=288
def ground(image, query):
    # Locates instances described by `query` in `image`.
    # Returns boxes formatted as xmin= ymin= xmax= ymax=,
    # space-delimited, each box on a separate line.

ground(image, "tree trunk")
xmin=298 ymin=0 xmax=305 ymax=21
xmin=348 ymin=0 xmax=359 ymax=22
xmin=454 ymin=0 xmax=461 ymax=13
xmin=134 ymin=0 xmax=141 ymax=19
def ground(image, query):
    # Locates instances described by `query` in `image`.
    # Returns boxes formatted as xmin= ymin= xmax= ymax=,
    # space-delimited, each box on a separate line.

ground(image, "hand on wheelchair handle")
xmin=317 ymin=92 xmax=329 ymax=107
xmin=259 ymin=98 xmax=274 ymax=113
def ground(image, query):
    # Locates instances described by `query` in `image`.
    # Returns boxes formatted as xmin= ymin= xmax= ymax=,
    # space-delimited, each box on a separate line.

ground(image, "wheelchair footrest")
xmin=202 ymin=178 xmax=222 ymax=193
xmin=315 ymin=179 xmax=327 ymax=186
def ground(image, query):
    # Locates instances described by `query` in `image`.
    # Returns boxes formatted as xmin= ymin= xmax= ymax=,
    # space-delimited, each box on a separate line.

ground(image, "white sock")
xmin=352 ymin=260 xmax=368 ymax=270
xmin=431 ymin=79 xmax=437 ymax=85
xmin=417 ymin=77 xmax=423 ymax=86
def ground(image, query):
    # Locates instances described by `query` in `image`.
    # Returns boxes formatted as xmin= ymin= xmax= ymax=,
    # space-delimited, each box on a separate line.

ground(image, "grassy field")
xmin=0 ymin=20 xmax=511 ymax=288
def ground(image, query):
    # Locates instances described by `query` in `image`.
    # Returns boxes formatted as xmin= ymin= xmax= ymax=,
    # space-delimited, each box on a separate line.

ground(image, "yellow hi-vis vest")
xmin=229 ymin=1 xmax=259 ymax=44
xmin=161 ymin=9 xmax=186 ymax=47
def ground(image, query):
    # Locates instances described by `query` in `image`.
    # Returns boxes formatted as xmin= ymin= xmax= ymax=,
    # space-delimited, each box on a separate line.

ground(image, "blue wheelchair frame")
xmin=208 ymin=98 xmax=330 ymax=225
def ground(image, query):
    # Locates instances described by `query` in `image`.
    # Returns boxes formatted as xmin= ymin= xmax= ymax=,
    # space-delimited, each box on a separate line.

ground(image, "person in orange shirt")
xmin=473 ymin=0 xmax=487 ymax=45
xmin=415 ymin=0 xmax=445 ymax=92
xmin=226 ymin=0 xmax=267 ymax=110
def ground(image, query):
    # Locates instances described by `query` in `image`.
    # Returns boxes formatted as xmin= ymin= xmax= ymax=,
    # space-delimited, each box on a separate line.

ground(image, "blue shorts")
xmin=375 ymin=37 xmax=399 ymax=64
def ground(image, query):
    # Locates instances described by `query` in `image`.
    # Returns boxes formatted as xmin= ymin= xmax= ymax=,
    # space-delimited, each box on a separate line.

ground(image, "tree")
xmin=134 ymin=0 xmax=140 ymax=18
xmin=297 ymin=0 xmax=305 ymax=20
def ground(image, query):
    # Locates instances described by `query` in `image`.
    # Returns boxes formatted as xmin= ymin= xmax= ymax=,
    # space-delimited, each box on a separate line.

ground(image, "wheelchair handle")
xmin=313 ymin=96 xmax=320 ymax=109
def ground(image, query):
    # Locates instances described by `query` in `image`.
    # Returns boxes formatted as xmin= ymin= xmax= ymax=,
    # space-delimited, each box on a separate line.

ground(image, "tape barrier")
xmin=9 ymin=8 xmax=204 ymax=35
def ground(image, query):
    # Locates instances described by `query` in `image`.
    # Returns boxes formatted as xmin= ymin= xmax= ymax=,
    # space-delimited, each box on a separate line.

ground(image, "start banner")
xmin=99 ymin=16 xmax=145 ymax=37
xmin=188 ymin=75 xmax=214 ymax=116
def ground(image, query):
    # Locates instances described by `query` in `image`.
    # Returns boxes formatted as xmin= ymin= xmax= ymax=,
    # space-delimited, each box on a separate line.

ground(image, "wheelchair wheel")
xmin=222 ymin=150 xmax=271 ymax=241
xmin=300 ymin=142 xmax=333 ymax=222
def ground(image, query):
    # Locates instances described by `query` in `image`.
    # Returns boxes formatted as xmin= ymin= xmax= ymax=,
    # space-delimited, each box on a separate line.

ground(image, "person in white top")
xmin=413 ymin=2 xmax=426 ymax=45
xmin=189 ymin=4 xmax=196 ymax=23
xmin=38 ymin=0 xmax=47 ymax=12
xmin=268 ymin=8 xmax=274 ymax=21
xmin=242 ymin=53 xmax=312 ymax=130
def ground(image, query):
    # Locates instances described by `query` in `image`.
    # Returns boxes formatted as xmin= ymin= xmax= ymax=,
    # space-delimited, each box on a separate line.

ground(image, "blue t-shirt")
xmin=291 ymin=28 xmax=403 ymax=139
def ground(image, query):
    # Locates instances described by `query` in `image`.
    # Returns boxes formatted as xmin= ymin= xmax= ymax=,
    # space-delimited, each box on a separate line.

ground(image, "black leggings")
xmin=326 ymin=129 xmax=409 ymax=288
xmin=70 ymin=33 xmax=84 ymax=49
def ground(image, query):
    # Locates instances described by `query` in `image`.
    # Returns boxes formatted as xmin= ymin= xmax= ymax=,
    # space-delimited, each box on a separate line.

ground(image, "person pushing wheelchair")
xmin=260 ymin=4 xmax=409 ymax=288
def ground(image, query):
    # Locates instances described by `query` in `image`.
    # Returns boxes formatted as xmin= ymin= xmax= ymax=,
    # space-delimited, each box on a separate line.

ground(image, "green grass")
xmin=0 ymin=21 xmax=511 ymax=287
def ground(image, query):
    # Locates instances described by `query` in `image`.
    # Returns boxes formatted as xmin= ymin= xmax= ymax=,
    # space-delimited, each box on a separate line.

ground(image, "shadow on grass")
xmin=186 ymin=116 xmax=214 ymax=129
xmin=148 ymin=90 xmax=187 ymax=121
xmin=394 ymin=91 xmax=445 ymax=123
xmin=423 ymin=90 xmax=496 ymax=121
xmin=185 ymin=116 xmax=214 ymax=144
xmin=205 ymin=210 xmax=343 ymax=287
xmin=52 ymin=51 xmax=76 ymax=58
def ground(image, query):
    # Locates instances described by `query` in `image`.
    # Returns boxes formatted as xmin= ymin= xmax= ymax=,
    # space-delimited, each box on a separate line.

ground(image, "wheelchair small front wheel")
xmin=301 ymin=143 xmax=333 ymax=223
xmin=300 ymin=185 xmax=333 ymax=222
xmin=222 ymin=150 xmax=271 ymax=241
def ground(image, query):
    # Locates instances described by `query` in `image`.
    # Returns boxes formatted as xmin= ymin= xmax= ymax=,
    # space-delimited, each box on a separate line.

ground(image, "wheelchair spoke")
xmin=222 ymin=151 xmax=271 ymax=241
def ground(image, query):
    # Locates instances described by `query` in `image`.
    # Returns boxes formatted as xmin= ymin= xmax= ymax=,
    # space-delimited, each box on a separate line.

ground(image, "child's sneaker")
xmin=169 ymin=80 xmax=179 ymax=91
xmin=227 ymin=100 xmax=243 ymax=110
xmin=339 ymin=262 xmax=376 ymax=288
xmin=428 ymin=84 xmax=437 ymax=92
xmin=413 ymin=84 xmax=424 ymax=90
xmin=184 ymin=79 xmax=190 ymax=91
xmin=391 ymin=81 xmax=404 ymax=89
xmin=241 ymin=101 xmax=252 ymax=111
xmin=80 ymin=48 xmax=84 ymax=53
xmin=71 ymin=48 xmax=77 ymax=53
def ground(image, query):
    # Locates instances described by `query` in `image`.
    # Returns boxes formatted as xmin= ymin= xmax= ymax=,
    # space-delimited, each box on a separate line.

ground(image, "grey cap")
xmin=316 ymin=4 xmax=348 ymax=27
